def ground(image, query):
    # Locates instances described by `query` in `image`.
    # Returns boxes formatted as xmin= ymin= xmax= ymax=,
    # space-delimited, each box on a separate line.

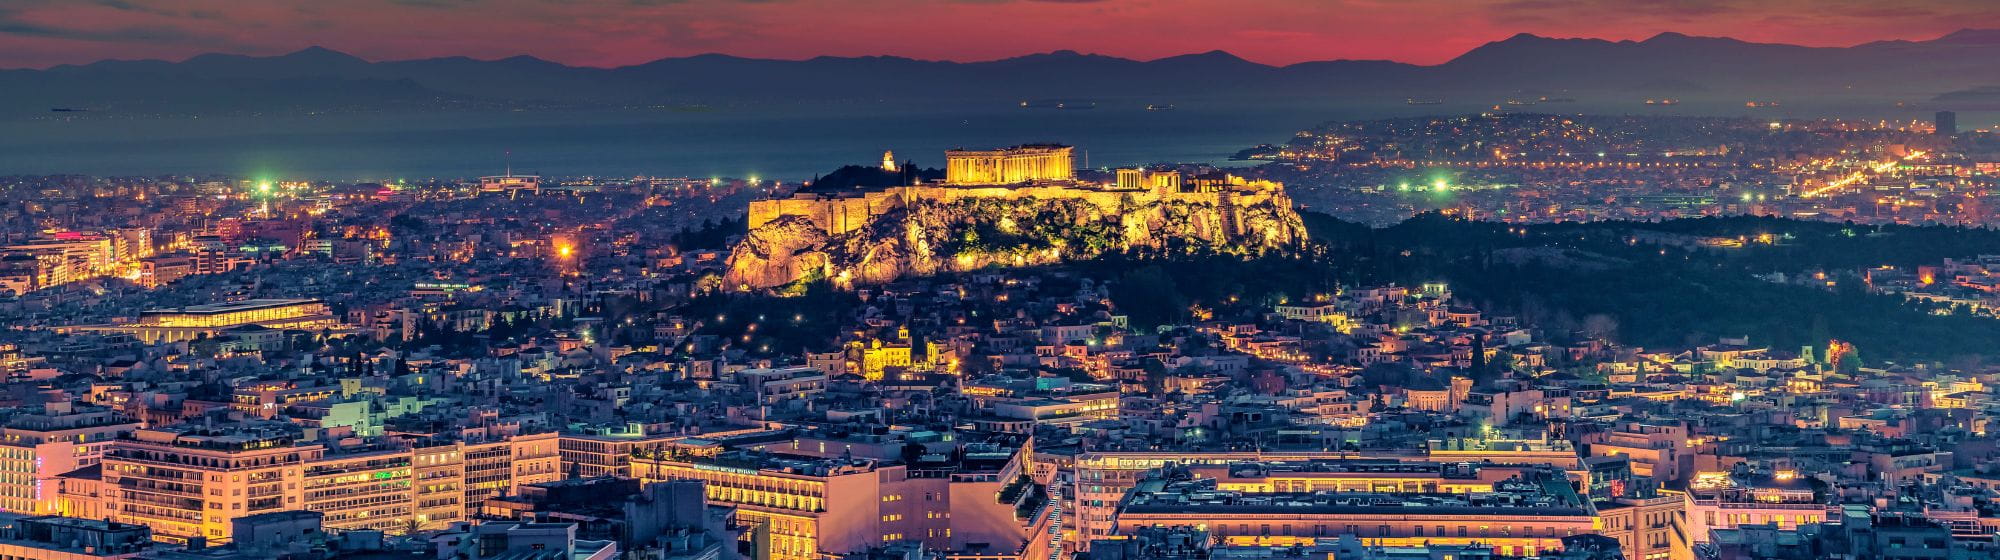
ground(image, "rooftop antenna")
xmin=505 ymin=149 xmax=512 ymax=177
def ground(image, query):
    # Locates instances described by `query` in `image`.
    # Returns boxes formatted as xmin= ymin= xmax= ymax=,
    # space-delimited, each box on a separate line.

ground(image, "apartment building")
xmin=96 ymin=421 xmax=560 ymax=544
xmin=0 ymin=404 xmax=140 ymax=515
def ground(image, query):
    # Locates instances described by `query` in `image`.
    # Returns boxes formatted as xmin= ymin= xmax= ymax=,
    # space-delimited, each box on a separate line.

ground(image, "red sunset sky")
xmin=1 ymin=0 xmax=1996 ymax=69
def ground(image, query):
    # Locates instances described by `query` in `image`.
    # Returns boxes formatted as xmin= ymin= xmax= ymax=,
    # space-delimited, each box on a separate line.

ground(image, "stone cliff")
xmin=723 ymin=191 xmax=1308 ymax=290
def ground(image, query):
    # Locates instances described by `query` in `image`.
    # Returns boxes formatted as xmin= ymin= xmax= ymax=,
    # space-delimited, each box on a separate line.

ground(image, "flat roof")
xmin=142 ymin=298 xmax=322 ymax=315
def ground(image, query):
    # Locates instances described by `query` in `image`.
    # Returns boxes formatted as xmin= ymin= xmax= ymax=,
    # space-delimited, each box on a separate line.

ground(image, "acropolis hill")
xmin=723 ymin=145 xmax=1308 ymax=290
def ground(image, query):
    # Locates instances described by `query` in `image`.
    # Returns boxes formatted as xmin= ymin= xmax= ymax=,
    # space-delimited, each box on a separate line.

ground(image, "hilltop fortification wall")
xmin=748 ymin=182 xmax=1289 ymax=238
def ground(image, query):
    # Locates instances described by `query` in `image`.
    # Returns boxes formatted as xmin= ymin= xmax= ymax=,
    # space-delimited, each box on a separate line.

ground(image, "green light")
xmin=1433 ymin=179 xmax=1449 ymax=192
xmin=1397 ymin=182 xmax=1410 ymax=192
xmin=257 ymin=181 xmax=272 ymax=194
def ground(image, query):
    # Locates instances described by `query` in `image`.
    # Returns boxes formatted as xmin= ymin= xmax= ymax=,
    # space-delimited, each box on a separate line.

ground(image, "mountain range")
xmin=8 ymin=29 xmax=2000 ymax=114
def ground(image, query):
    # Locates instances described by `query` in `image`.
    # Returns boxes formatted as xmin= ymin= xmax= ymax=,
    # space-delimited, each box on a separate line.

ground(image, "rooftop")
xmin=142 ymin=298 xmax=323 ymax=315
xmin=1122 ymin=467 xmax=1589 ymax=516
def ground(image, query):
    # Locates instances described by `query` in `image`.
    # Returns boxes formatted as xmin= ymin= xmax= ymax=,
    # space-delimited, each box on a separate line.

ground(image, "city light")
xmin=8 ymin=14 xmax=1994 ymax=560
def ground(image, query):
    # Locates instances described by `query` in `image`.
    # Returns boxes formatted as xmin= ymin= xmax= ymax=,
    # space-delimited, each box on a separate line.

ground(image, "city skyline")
xmin=0 ymin=0 xmax=1996 ymax=69
xmin=9 ymin=3 xmax=2000 ymax=560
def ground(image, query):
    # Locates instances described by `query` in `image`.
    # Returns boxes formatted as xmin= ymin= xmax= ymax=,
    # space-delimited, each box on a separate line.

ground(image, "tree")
xmin=1141 ymin=358 xmax=1170 ymax=396
xmin=1581 ymin=314 xmax=1620 ymax=342
xmin=1359 ymin=362 xmax=1420 ymax=388
xmin=1111 ymin=265 xmax=1185 ymax=330
xmin=191 ymin=333 xmax=221 ymax=359
xmin=1470 ymin=333 xmax=1487 ymax=374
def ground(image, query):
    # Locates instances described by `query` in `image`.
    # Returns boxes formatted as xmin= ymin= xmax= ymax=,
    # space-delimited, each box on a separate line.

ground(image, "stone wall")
xmin=747 ymin=181 xmax=1292 ymax=240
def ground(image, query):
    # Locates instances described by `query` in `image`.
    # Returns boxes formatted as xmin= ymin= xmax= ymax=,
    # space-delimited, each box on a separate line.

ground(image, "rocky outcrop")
xmin=722 ymin=216 xmax=834 ymax=289
xmin=723 ymin=194 xmax=1307 ymax=290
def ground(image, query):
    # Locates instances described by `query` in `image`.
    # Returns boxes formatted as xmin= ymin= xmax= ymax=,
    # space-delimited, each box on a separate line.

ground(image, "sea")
xmin=1 ymin=97 xmax=1985 ymax=181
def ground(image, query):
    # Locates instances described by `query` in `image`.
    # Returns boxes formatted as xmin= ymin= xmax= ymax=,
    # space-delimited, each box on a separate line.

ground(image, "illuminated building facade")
xmin=1273 ymin=303 xmax=1351 ymax=329
xmin=557 ymin=429 xmax=683 ymax=479
xmin=1195 ymin=461 xmax=1548 ymax=495
xmin=1112 ymin=465 xmax=1594 ymax=556
xmin=963 ymin=376 xmax=1119 ymax=430
xmin=633 ymin=452 xmax=870 ymax=560
xmin=479 ymin=175 xmax=541 ymax=196
xmin=1114 ymin=168 xmax=1182 ymax=192
xmin=1594 ymin=493 xmax=1684 ymax=560
xmin=632 ymin=431 xmax=1043 ymax=560
xmin=78 ymin=299 xmax=341 ymax=344
xmin=944 ymin=145 xmax=1075 ymax=185
xmin=100 ymin=423 xmax=316 ymax=544
xmin=2 ymin=234 xmax=118 ymax=291
xmin=0 ymin=405 xmax=140 ymax=516
xmin=1582 ymin=420 xmax=1692 ymax=483
xmin=97 ymin=423 xmax=559 ymax=544
xmin=301 ymin=449 xmax=416 ymax=533
xmin=407 ymin=431 xmax=562 ymax=532
xmin=135 ymin=299 xmax=331 ymax=328
xmin=1682 ymin=469 xmax=1828 ymax=545
xmin=1069 ymin=439 xmax=1584 ymax=546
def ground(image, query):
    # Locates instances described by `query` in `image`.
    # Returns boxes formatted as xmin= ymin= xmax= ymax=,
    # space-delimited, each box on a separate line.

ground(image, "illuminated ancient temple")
xmin=943 ymin=144 xmax=1074 ymax=185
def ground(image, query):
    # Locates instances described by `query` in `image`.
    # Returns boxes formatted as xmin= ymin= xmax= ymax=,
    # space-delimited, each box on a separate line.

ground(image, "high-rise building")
xmin=1937 ymin=111 xmax=1958 ymax=136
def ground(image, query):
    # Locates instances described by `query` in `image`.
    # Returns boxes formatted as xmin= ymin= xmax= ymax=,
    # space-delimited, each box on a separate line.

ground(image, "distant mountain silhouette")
xmin=6 ymin=30 xmax=2000 ymax=113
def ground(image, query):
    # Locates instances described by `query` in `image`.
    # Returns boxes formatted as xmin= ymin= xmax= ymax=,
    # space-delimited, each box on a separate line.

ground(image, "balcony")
xmin=1690 ymin=498 xmax=1833 ymax=511
xmin=116 ymin=479 xmax=204 ymax=498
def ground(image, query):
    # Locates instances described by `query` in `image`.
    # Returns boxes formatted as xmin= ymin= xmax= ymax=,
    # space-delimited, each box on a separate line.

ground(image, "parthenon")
xmin=943 ymin=144 xmax=1075 ymax=185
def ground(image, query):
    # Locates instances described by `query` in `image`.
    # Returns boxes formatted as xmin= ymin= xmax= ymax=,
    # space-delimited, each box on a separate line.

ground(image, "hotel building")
xmin=95 ymin=421 xmax=560 ymax=544
xmin=1112 ymin=465 xmax=1595 ymax=556
xmin=0 ymin=404 xmax=140 ymax=516
xmin=632 ymin=429 xmax=1048 ymax=560
xmin=557 ymin=426 xmax=687 ymax=479
xmin=1067 ymin=437 xmax=1584 ymax=546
